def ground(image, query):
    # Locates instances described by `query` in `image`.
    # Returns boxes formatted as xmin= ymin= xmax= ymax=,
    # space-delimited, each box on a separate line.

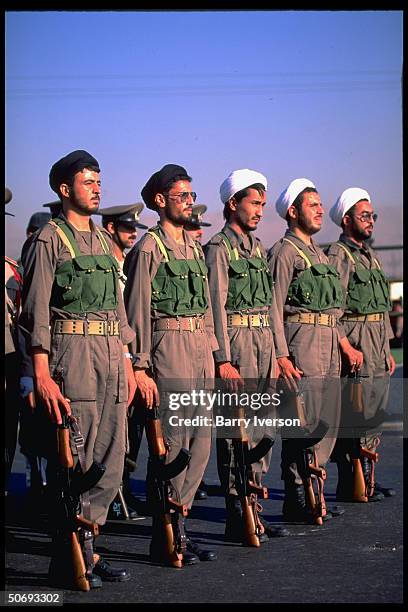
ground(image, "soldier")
xmin=204 ymin=169 xmax=288 ymax=543
xmin=5 ymin=187 xmax=24 ymax=493
xmin=97 ymin=203 xmax=148 ymax=519
xmin=124 ymin=163 xmax=218 ymax=565
xmin=19 ymin=150 xmax=136 ymax=588
xmin=185 ymin=203 xmax=212 ymax=501
xmin=326 ymin=187 xmax=396 ymax=501
xmin=267 ymin=178 xmax=345 ymax=523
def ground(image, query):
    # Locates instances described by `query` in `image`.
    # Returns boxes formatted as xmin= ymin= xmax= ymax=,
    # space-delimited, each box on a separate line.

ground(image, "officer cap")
xmin=49 ymin=149 xmax=100 ymax=195
xmin=27 ymin=211 xmax=52 ymax=231
xmin=42 ymin=200 xmax=62 ymax=216
xmin=5 ymin=187 xmax=14 ymax=215
xmin=141 ymin=164 xmax=192 ymax=210
xmin=185 ymin=204 xmax=212 ymax=229
xmin=97 ymin=203 xmax=148 ymax=229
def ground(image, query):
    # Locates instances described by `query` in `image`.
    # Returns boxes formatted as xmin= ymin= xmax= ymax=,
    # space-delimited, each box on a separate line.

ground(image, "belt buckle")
xmin=259 ymin=314 xmax=265 ymax=328
xmin=107 ymin=320 xmax=113 ymax=335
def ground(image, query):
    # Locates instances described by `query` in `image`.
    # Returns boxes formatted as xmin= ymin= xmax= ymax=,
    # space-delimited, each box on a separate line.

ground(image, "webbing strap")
xmin=49 ymin=221 xmax=77 ymax=259
xmin=95 ymin=227 xmax=111 ymax=254
xmin=148 ymin=231 xmax=169 ymax=262
xmin=336 ymin=241 xmax=356 ymax=263
xmin=283 ymin=238 xmax=313 ymax=268
xmin=219 ymin=233 xmax=239 ymax=261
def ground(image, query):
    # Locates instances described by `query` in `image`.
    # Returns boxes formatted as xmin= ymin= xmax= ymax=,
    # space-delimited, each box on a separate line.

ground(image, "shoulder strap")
xmin=192 ymin=241 xmax=202 ymax=261
xmin=336 ymin=241 xmax=356 ymax=264
xmin=255 ymin=245 xmax=263 ymax=259
xmin=95 ymin=226 xmax=111 ymax=254
xmin=147 ymin=230 xmax=169 ymax=262
xmin=218 ymin=232 xmax=239 ymax=261
xmin=48 ymin=220 xmax=78 ymax=259
xmin=282 ymin=238 xmax=313 ymax=268
xmin=373 ymin=257 xmax=382 ymax=270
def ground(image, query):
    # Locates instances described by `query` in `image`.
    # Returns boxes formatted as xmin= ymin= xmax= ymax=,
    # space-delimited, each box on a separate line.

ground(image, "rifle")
xmin=231 ymin=406 xmax=274 ymax=547
xmin=50 ymin=369 xmax=106 ymax=591
xmin=145 ymin=405 xmax=191 ymax=568
xmin=286 ymin=388 xmax=329 ymax=525
xmin=349 ymin=438 xmax=379 ymax=502
xmin=349 ymin=370 xmax=364 ymax=413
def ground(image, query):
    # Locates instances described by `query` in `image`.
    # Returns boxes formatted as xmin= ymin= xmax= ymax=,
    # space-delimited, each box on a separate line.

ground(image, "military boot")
xmin=335 ymin=460 xmax=355 ymax=502
xmin=282 ymin=481 xmax=312 ymax=523
xmin=224 ymin=495 xmax=268 ymax=544
xmin=183 ymin=518 xmax=217 ymax=561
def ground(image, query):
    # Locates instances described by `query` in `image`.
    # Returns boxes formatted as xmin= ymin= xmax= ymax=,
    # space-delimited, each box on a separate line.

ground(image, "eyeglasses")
xmin=352 ymin=212 xmax=378 ymax=223
xmin=165 ymin=191 xmax=197 ymax=203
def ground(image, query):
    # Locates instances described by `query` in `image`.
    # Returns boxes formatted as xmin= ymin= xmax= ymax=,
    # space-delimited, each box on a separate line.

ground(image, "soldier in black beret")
xmin=20 ymin=149 xmax=136 ymax=588
xmin=185 ymin=204 xmax=212 ymax=244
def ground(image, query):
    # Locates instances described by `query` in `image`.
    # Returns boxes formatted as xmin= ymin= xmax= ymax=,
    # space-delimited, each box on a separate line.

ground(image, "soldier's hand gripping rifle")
xmin=145 ymin=405 xmax=191 ymax=568
xmin=50 ymin=369 xmax=106 ymax=591
xmin=232 ymin=406 xmax=274 ymax=547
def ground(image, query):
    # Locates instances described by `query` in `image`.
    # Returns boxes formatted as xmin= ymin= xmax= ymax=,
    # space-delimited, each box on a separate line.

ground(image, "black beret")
xmin=27 ymin=211 xmax=52 ymax=230
xmin=141 ymin=164 xmax=191 ymax=210
xmin=49 ymin=149 xmax=100 ymax=195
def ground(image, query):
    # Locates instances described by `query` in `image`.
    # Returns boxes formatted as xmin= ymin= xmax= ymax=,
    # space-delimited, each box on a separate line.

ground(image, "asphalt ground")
xmin=3 ymin=419 xmax=404 ymax=605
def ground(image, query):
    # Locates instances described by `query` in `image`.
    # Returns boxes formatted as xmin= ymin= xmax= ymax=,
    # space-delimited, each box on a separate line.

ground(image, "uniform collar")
xmin=339 ymin=233 xmax=371 ymax=255
xmin=284 ymin=229 xmax=319 ymax=251
xmin=223 ymin=223 xmax=255 ymax=253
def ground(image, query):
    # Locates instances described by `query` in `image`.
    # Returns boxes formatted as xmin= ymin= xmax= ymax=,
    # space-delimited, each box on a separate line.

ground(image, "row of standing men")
xmin=4 ymin=150 xmax=396 ymax=589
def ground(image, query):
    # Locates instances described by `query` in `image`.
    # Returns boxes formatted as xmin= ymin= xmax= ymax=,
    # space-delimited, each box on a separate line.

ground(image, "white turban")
xmin=275 ymin=178 xmax=316 ymax=219
xmin=329 ymin=187 xmax=371 ymax=227
xmin=220 ymin=169 xmax=267 ymax=204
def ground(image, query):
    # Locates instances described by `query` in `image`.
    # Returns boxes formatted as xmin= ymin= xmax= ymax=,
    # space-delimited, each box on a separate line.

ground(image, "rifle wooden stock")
xmin=161 ymin=514 xmax=183 ymax=568
xmin=241 ymin=497 xmax=260 ymax=547
xmin=295 ymin=392 xmax=308 ymax=428
xmin=146 ymin=417 xmax=167 ymax=457
xmin=57 ymin=425 xmax=74 ymax=468
xmin=352 ymin=458 xmax=368 ymax=502
xmin=350 ymin=375 xmax=364 ymax=412
xmin=70 ymin=532 xmax=90 ymax=592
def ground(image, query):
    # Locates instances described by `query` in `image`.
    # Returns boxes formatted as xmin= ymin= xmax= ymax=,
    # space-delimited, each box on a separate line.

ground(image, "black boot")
xmin=282 ymin=481 xmax=312 ymax=523
xmin=184 ymin=519 xmax=217 ymax=561
xmin=224 ymin=495 xmax=268 ymax=544
xmin=257 ymin=515 xmax=290 ymax=538
xmin=374 ymin=482 xmax=396 ymax=497
xmin=361 ymin=457 xmax=384 ymax=502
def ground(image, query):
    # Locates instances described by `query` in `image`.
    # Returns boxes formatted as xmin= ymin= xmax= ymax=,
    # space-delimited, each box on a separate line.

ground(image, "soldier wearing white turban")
xmin=205 ymin=168 xmax=290 ymax=544
xmin=326 ymin=187 xmax=396 ymax=503
xmin=267 ymin=178 xmax=345 ymax=524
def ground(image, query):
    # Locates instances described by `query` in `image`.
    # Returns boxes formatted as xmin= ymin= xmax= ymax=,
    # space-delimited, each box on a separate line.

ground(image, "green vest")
xmin=149 ymin=231 xmax=208 ymax=316
xmin=285 ymin=238 xmax=344 ymax=311
xmin=50 ymin=220 xmax=119 ymax=314
xmin=337 ymin=241 xmax=391 ymax=314
xmin=219 ymin=233 xmax=273 ymax=312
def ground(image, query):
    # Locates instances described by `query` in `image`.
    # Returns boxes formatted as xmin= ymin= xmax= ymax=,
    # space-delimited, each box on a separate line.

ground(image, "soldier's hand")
xmin=277 ymin=356 xmax=303 ymax=392
xmin=34 ymin=374 xmax=71 ymax=425
xmin=389 ymin=353 xmax=396 ymax=376
xmin=217 ymin=362 xmax=244 ymax=393
xmin=125 ymin=358 xmax=137 ymax=408
xmin=133 ymin=369 xmax=159 ymax=409
xmin=344 ymin=346 xmax=364 ymax=373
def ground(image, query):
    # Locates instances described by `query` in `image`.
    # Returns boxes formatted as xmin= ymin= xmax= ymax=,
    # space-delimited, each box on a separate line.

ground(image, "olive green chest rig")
xmin=148 ymin=230 xmax=208 ymax=316
xmin=218 ymin=232 xmax=273 ymax=312
xmin=285 ymin=238 xmax=343 ymax=311
xmin=50 ymin=219 xmax=119 ymax=314
xmin=337 ymin=241 xmax=391 ymax=314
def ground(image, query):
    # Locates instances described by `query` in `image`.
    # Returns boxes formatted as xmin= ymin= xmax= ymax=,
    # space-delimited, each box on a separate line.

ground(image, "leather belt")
xmin=227 ymin=313 xmax=270 ymax=328
xmin=53 ymin=319 xmax=120 ymax=336
xmin=153 ymin=316 xmax=206 ymax=332
xmin=341 ymin=312 xmax=384 ymax=322
xmin=285 ymin=313 xmax=337 ymax=327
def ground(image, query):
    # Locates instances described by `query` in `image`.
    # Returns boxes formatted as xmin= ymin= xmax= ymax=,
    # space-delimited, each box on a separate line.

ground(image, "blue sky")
xmin=5 ymin=10 xmax=403 ymax=261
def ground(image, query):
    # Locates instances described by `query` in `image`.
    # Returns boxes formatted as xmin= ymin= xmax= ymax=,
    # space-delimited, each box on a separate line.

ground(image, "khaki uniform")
xmin=267 ymin=230 xmax=342 ymax=485
xmin=124 ymin=223 xmax=218 ymax=509
xmin=205 ymin=224 xmax=277 ymax=494
xmin=5 ymin=256 xmax=23 ymax=484
xmin=19 ymin=213 xmax=135 ymax=525
xmin=325 ymin=236 xmax=393 ymax=454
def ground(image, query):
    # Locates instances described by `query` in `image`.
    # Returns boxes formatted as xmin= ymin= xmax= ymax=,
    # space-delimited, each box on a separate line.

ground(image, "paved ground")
xmin=4 ymin=419 xmax=403 ymax=605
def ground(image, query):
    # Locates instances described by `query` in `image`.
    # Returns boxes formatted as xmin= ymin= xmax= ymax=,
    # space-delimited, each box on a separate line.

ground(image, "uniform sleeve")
xmin=204 ymin=239 xmax=231 ymax=363
xmin=116 ymin=285 xmax=135 ymax=346
xmin=124 ymin=245 xmax=155 ymax=369
xmin=325 ymin=245 xmax=351 ymax=339
xmin=267 ymin=243 xmax=292 ymax=358
xmin=19 ymin=233 xmax=57 ymax=353
xmin=196 ymin=244 xmax=218 ymax=353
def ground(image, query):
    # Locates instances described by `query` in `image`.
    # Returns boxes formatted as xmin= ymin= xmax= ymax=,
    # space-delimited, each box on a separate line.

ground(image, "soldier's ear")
xmin=228 ymin=197 xmax=237 ymax=213
xmin=287 ymin=205 xmax=298 ymax=221
xmin=155 ymin=193 xmax=166 ymax=209
xmin=59 ymin=183 xmax=70 ymax=198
